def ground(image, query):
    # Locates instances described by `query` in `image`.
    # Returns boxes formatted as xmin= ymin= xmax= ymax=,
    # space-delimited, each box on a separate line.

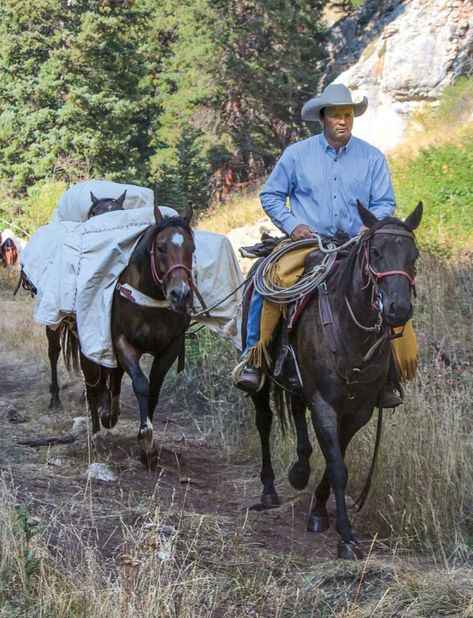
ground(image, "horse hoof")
xmin=48 ymin=398 xmax=62 ymax=410
xmin=138 ymin=425 xmax=154 ymax=453
xmin=261 ymin=493 xmax=281 ymax=509
xmin=101 ymin=412 xmax=118 ymax=429
xmin=307 ymin=514 xmax=330 ymax=533
xmin=92 ymin=433 xmax=108 ymax=455
xmin=288 ymin=462 xmax=310 ymax=490
xmin=337 ymin=540 xmax=364 ymax=560
xmin=141 ymin=450 xmax=160 ymax=470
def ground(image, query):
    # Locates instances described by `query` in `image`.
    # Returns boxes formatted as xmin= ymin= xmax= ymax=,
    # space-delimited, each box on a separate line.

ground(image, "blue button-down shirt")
xmin=260 ymin=133 xmax=396 ymax=238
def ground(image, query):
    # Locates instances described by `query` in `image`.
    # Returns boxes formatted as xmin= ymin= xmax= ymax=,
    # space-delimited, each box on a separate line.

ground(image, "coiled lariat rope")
xmin=253 ymin=235 xmax=359 ymax=303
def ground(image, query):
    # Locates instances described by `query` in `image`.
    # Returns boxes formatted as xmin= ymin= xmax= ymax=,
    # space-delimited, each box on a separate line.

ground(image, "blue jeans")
xmin=241 ymin=289 xmax=264 ymax=359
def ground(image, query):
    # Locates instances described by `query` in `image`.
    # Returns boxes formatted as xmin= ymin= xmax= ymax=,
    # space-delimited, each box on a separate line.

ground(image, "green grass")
xmin=392 ymin=129 xmax=473 ymax=256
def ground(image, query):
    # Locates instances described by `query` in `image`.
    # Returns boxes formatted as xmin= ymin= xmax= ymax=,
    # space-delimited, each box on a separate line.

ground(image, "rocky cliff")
xmin=320 ymin=0 xmax=473 ymax=151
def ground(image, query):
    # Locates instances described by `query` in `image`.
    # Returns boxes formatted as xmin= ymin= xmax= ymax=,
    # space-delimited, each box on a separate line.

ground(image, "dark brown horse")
xmin=246 ymin=201 xmax=422 ymax=560
xmin=17 ymin=191 xmax=127 ymax=408
xmin=79 ymin=202 xmax=195 ymax=458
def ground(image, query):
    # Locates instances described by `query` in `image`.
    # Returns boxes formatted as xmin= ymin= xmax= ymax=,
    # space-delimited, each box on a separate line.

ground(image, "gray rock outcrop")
xmin=320 ymin=0 xmax=473 ymax=150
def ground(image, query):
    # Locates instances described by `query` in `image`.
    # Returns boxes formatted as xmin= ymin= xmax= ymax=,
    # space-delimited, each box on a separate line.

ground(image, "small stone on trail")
xmin=72 ymin=416 xmax=88 ymax=432
xmin=87 ymin=462 xmax=117 ymax=482
xmin=0 ymin=400 xmax=26 ymax=423
xmin=7 ymin=406 xmax=26 ymax=423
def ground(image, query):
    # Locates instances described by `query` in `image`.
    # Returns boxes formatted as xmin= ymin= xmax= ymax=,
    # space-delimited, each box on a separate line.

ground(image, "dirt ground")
xmin=0 ymin=289 xmax=382 ymax=566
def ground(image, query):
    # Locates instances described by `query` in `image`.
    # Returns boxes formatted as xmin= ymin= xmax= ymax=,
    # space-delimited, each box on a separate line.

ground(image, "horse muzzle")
xmin=167 ymin=282 xmax=193 ymax=314
xmin=383 ymin=299 xmax=413 ymax=327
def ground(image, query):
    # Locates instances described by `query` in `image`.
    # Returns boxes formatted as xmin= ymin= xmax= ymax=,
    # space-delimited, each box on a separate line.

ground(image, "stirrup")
xmin=231 ymin=360 xmax=265 ymax=393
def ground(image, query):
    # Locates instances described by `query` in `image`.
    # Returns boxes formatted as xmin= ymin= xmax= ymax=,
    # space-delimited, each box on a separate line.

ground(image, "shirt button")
xmin=334 ymin=177 xmax=337 ymax=180
xmin=333 ymin=195 xmax=337 ymax=199
xmin=334 ymin=158 xmax=338 ymax=162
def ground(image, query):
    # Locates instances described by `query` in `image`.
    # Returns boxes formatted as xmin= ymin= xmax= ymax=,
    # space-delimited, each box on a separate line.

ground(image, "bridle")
xmin=149 ymin=222 xmax=194 ymax=290
xmin=149 ymin=244 xmax=193 ymax=288
xmin=345 ymin=224 xmax=418 ymax=334
xmin=361 ymin=226 xmax=417 ymax=309
xmin=361 ymin=227 xmax=417 ymax=290
xmin=148 ymin=224 xmax=209 ymax=314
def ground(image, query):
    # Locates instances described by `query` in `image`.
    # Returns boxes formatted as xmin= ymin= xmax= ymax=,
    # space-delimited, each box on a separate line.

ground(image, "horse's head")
xmin=88 ymin=190 xmax=127 ymax=218
xmin=0 ymin=237 xmax=19 ymax=269
xmin=357 ymin=201 xmax=422 ymax=327
xmin=149 ymin=202 xmax=195 ymax=313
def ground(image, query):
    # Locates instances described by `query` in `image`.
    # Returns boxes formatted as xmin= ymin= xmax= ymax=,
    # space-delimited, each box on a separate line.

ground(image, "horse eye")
xmin=371 ymin=247 xmax=382 ymax=259
xmin=157 ymin=244 xmax=166 ymax=255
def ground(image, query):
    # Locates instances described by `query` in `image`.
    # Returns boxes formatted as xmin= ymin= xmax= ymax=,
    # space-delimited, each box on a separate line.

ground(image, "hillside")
xmin=200 ymin=78 xmax=473 ymax=259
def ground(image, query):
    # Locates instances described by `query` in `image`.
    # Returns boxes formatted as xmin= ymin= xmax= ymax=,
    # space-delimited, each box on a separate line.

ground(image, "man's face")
xmin=320 ymin=105 xmax=354 ymax=146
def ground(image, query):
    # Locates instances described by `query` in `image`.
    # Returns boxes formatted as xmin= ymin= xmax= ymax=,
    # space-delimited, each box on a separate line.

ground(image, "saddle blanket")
xmin=21 ymin=180 xmax=244 ymax=366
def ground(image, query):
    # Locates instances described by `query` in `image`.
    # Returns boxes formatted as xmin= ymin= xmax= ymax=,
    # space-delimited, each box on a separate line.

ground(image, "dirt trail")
xmin=0 ymin=304 xmax=379 ymax=564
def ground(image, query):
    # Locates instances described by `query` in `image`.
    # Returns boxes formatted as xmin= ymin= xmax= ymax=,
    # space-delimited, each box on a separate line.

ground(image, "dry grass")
xmin=1 ymin=230 xmax=472 ymax=615
xmin=196 ymin=193 xmax=263 ymax=236
xmin=0 ymin=473 xmax=472 ymax=617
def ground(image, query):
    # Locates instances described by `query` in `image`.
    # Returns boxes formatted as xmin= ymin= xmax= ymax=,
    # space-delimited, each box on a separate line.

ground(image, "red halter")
xmin=149 ymin=244 xmax=193 ymax=288
xmin=361 ymin=227 xmax=417 ymax=288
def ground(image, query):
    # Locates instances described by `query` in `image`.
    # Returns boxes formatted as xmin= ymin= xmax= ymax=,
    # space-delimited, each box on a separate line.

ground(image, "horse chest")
xmin=113 ymin=303 xmax=188 ymax=355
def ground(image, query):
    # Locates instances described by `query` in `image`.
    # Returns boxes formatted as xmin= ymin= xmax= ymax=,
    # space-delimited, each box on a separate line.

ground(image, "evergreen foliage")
xmin=0 ymin=0 xmax=150 ymax=192
xmin=0 ymin=0 xmax=327 ymax=214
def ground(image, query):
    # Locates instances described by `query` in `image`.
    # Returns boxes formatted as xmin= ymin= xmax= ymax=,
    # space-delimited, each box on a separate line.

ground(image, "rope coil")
xmin=252 ymin=235 xmax=358 ymax=304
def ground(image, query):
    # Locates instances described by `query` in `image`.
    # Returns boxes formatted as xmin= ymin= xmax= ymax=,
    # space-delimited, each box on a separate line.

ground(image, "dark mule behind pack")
xmin=248 ymin=201 xmax=422 ymax=559
xmin=80 ymin=202 xmax=195 ymax=460
xmin=17 ymin=191 xmax=127 ymax=408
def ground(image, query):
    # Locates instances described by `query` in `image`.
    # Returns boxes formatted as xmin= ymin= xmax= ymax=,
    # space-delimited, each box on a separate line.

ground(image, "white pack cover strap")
xmin=116 ymin=283 xmax=170 ymax=308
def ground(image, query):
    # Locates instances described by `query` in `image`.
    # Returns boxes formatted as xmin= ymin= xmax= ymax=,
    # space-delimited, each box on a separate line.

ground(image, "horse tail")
xmin=60 ymin=320 xmax=80 ymax=375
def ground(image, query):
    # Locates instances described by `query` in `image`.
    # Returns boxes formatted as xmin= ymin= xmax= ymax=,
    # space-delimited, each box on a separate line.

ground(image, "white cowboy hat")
xmin=301 ymin=83 xmax=368 ymax=122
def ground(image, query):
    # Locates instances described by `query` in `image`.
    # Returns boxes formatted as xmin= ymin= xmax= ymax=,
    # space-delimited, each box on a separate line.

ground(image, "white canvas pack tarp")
xmin=21 ymin=180 xmax=243 ymax=366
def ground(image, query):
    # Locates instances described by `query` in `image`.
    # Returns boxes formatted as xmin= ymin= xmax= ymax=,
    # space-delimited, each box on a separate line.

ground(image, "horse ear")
xmin=404 ymin=201 xmax=423 ymax=231
xmin=116 ymin=190 xmax=127 ymax=206
xmin=90 ymin=192 xmax=99 ymax=205
xmin=357 ymin=200 xmax=378 ymax=229
xmin=184 ymin=201 xmax=194 ymax=225
xmin=154 ymin=203 xmax=163 ymax=224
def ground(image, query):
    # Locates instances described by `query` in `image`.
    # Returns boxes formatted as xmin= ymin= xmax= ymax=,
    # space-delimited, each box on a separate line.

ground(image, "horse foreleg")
xmin=288 ymin=394 xmax=312 ymax=490
xmin=308 ymin=470 xmax=331 ymax=533
xmin=309 ymin=395 xmax=362 ymax=558
xmin=114 ymin=336 xmax=155 ymax=455
xmin=101 ymin=364 xmax=124 ymax=429
xmin=46 ymin=326 xmax=62 ymax=409
xmin=252 ymin=384 xmax=280 ymax=509
xmin=148 ymin=338 xmax=183 ymax=421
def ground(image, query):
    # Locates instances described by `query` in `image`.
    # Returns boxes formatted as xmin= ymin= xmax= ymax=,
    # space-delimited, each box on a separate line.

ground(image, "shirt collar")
xmin=320 ymin=132 xmax=353 ymax=155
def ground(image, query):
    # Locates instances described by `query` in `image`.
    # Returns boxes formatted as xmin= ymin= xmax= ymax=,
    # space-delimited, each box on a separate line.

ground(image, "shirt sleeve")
xmin=259 ymin=150 xmax=302 ymax=236
xmin=369 ymin=154 xmax=396 ymax=219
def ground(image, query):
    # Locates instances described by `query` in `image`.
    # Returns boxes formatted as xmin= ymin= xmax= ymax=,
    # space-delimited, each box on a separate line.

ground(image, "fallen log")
xmin=16 ymin=434 xmax=78 ymax=447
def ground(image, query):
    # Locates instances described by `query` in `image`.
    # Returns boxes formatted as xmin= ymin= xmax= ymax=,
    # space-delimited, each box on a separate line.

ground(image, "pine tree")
xmin=0 ymin=0 xmax=150 ymax=192
xmin=149 ymin=0 xmax=327 ymax=210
